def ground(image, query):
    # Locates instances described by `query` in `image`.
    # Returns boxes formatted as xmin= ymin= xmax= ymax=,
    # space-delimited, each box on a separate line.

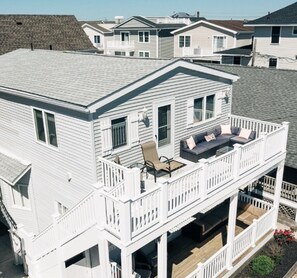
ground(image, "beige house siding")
xmin=253 ymin=26 xmax=297 ymax=69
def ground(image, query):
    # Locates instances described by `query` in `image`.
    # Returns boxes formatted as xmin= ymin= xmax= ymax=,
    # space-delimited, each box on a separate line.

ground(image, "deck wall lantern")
xmin=138 ymin=106 xmax=148 ymax=121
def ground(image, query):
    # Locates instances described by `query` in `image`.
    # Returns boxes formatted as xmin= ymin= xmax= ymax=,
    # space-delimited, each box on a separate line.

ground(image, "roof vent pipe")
xmin=115 ymin=16 xmax=124 ymax=24
xmin=196 ymin=11 xmax=200 ymax=18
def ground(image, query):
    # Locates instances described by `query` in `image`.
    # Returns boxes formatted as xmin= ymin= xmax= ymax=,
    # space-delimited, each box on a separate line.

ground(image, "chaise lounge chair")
xmin=141 ymin=141 xmax=182 ymax=182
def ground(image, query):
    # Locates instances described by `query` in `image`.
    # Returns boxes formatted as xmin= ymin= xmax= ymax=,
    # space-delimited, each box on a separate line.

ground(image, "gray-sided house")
xmin=0 ymin=49 xmax=289 ymax=278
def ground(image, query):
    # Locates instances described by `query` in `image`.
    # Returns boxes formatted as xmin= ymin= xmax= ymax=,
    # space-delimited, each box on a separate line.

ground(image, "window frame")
xmin=138 ymin=50 xmax=150 ymax=58
xmin=271 ymin=26 xmax=281 ymax=44
xmin=56 ymin=201 xmax=68 ymax=215
xmin=11 ymin=183 xmax=31 ymax=210
xmin=193 ymin=94 xmax=216 ymax=124
xmin=178 ymin=35 xmax=191 ymax=48
xmin=111 ymin=116 xmax=128 ymax=150
xmin=138 ymin=31 xmax=150 ymax=43
xmin=94 ymin=35 xmax=101 ymax=44
xmin=213 ymin=35 xmax=227 ymax=52
xmin=120 ymin=31 xmax=130 ymax=42
xmin=32 ymin=107 xmax=59 ymax=149
xmin=292 ymin=26 xmax=297 ymax=36
xmin=269 ymin=58 xmax=278 ymax=68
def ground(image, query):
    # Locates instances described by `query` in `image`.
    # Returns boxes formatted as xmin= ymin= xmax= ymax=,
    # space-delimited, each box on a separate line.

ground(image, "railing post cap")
xmin=259 ymin=131 xmax=267 ymax=136
xmin=233 ymin=143 xmax=242 ymax=149
xmin=51 ymin=213 xmax=60 ymax=220
xmin=93 ymin=181 xmax=105 ymax=190
xmin=199 ymin=158 xmax=208 ymax=164
xmin=282 ymin=121 xmax=290 ymax=126
xmin=119 ymin=195 xmax=131 ymax=203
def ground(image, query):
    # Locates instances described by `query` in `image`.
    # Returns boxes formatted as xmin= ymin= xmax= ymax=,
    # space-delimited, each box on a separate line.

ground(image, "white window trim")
xmin=268 ymin=57 xmax=278 ymax=69
xmin=178 ymin=35 xmax=191 ymax=48
xmin=270 ymin=26 xmax=281 ymax=44
xmin=292 ymin=26 xmax=297 ymax=36
xmin=187 ymin=91 xmax=223 ymax=128
xmin=31 ymin=107 xmax=59 ymax=150
xmin=212 ymin=35 xmax=227 ymax=53
xmin=55 ymin=201 xmax=68 ymax=215
xmin=94 ymin=35 xmax=101 ymax=43
xmin=11 ymin=183 xmax=31 ymax=211
xmin=101 ymin=112 xmax=139 ymax=156
xmin=138 ymin=31 xmax=150 ymax=43
xmin=138 ymin=50 xmax=150 ymax=58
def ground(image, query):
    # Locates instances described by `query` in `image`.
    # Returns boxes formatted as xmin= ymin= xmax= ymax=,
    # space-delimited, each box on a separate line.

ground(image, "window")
xmin=213 ymin=36 xmax=226 ymax=52
xmin=94 ymin=35 xmax=100 ymax=44
xmin=233 ymin=56 xmax=241 ymax=65
xmin=56 ymin=201 xmax=68 ymax=215
xmin=11 ymin=183 xmax=30 ymax=208
xmin=111 ymin=117 xmax=127 ymax=149
xmin=271 ymin=27 xmax=280 ymax=44
xmin=115 ymin=51 xmax=126 ymax=56
xmin=193 ymin=94 xmax=215 ymax=123
xmin=121 ymin=32 xmax=129 ymax=42
xmin=139 ymin=31 xmax=149 ymax=43
xmin=139 ymin=51 xmax=150 ymax=58
xmin=293 ymin=27 xmax=297 ymax=35
xmin=179 ymin=36 xmax=191 ymax=47
xmin=269 ymin=58 xmax=277 ymax=68
xmin=33 ymin=109 xmax=58 ymax=147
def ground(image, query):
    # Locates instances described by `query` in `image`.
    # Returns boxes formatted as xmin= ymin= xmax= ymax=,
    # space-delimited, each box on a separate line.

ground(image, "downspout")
xmin=156 ymin=29 xmax=159 ymax=58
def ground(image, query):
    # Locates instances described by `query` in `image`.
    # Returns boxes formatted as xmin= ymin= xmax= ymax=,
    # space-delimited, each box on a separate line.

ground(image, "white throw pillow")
xmin=239 ymin=128 xmax=251 ymax=140
xmin=186 ymin=136 xmax=196 ymax=150
xmin=204 ymin=133 xmax=216 ymax=142
xmin=221 ymin=124 xmax=231 ymax=134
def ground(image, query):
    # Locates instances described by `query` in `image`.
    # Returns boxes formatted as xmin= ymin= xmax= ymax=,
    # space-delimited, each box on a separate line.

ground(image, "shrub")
xmin=274 ymin=229 xmax=295 ymax=246
xmin=264 ymin=241 xmax=284 ymax=265
xmin=251 ymin=255 xmax=275 ymax=276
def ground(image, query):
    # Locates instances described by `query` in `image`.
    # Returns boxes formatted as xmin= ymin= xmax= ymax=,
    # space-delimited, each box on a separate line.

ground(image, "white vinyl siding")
xmin=0 ymin=97 xmax=96 ymax=233
xmin=94 ymin=70 xmax=231 ymax=177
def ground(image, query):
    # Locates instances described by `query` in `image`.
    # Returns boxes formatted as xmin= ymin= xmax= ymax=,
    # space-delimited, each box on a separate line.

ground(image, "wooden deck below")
xmin=163 ymin=223 xmax=245 ymax=278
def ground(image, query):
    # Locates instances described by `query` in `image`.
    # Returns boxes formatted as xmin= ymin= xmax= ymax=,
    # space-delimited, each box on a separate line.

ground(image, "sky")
xmin=1 ymin=0 xmax=295 ymax=21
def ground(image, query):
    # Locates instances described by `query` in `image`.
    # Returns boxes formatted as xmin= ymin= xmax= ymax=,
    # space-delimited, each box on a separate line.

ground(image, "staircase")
xmin=0 ymin=198 xmax=17 ymax=230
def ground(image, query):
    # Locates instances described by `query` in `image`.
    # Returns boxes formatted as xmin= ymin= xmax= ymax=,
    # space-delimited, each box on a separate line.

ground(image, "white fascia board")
xmin=88 ymin=60 xmax=239 ymax=113
xmin=0 ymin=87 xmax=90 ymax=113
xmin=171 ymin=20 xmax=237 ymax=35
xmin=113 ymin=16 xmax=155 ymax=29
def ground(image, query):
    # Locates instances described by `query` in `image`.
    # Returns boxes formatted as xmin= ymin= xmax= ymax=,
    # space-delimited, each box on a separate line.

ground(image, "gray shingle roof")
xmin=246 ymin=2 xmax=297 ymax=25
xmin=207 ymin=64 xmax=297 ymax=169
xmin=0 ymin=152 xmax=31 ymax=185
xmin=80 ymin=21 xmax=113 ymax=33
xmin=0 ymin=15 xmax=96 ymax=55
xmin=0 ymin=49 xmax=173 ymax=107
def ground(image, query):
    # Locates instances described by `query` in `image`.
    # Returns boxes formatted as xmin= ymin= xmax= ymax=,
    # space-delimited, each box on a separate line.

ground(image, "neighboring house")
xmin=245 ymin=2 xmax=297 ymax=70
xmin=0 ymin=49 xmax=288 ymax=278
xmin=0 ymin=15 xmax=96 ymax=55
xmin=172 ymin=19 xmax=253 ymax=63
xmin=80 ymin=20 xmax=115 ymax=54
xmin=107 ymin=15 xmax=190 ymax=58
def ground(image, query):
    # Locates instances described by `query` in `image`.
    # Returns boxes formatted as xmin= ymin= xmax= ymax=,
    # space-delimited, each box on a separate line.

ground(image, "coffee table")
xmin=216 ymin=146 xmax=234 ymax=157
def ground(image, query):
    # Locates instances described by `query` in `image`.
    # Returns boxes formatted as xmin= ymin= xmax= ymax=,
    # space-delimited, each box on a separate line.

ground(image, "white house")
xmin=81 ymin=20 xmax=115 ymax=54
xmin=0 ymin=49 xmax=289 ymax=278
xmin=245 ymin=2 xmax=297 ymax=70
xmin=171 ymin=19 xmax=253 ymax=64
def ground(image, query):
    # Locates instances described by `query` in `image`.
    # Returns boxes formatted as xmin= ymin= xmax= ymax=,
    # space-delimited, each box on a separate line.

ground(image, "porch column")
xmin=226 ymin=192 xmax=239 ymax=270
xmin=120 ymin=250 xmax=133 ymax=278
xmin=273 ymin=161 xmax=285 ymax=229
xmin=157 ymin=232 xmax=168 ymax=278
xmin=98 ymin=238 xmax=111 ymax=278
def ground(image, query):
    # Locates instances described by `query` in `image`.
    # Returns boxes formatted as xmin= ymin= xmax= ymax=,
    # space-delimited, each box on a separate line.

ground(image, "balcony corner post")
xmin=273 ymin=161 xmax=285 ymax=228
xmin=259 ymin=132 xmax=267 ymax=164
xmin=119 ymin=197 xmax=132 ymax=244
xmin=93 ymin=182 xmax=107 ymax=228
xmin=251 ymin=219 xmax=258 ymax=247
xmin=199 ymin=159 xmax=209 ymax=199
xmin=124 ymin=168 xmax=140 ymax=198
xmin=233 ymin=144 xmax=242 ymax=179
xmin=196 ymin=262 xmax=204 ymax=278
xmin=159 ymin=179 xmax=168 ymax=223
xmin=281 ymin=121 xmax=290 ymax=152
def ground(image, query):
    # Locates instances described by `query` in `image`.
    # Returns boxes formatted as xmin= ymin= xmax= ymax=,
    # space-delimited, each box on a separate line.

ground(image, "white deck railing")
xmin=110 ymin=262 xmax=122 ymax=278
xmin=24 ymin=116 xmax=288 ymax=264
xmin=187 ymin=196 xmax=275 ymax=278
xmin=255 ymin=175 xmax=297 ymax=202
xmin=107 ymin=40 xmax=135 ymax=50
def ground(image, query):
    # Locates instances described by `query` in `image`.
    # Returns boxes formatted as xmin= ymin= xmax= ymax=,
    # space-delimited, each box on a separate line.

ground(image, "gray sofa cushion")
xmin=194 ymin=132 xmax=207 ymax=144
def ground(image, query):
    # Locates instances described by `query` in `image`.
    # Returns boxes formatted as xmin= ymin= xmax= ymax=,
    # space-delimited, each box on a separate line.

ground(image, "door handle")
xmin=155 ymin=134 xmax=158 ymax=140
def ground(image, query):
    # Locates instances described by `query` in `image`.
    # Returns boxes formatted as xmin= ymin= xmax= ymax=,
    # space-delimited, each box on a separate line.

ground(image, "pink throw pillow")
xmin=239 ymin=128 xmax=251 ymax=139
xmin=186 ymin=136 xmax=196 ymax=150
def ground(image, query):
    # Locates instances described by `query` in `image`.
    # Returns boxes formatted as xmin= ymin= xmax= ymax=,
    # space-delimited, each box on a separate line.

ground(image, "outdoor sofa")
xmin=180 ymin=125 xmax=256 ymax=162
